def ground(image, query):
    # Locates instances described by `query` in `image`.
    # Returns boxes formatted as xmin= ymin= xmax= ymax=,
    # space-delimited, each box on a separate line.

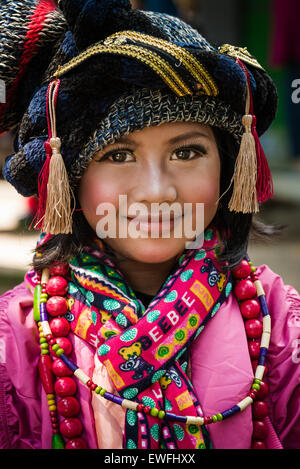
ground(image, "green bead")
xmin=99 ymin=388 xmax=106 ymax=396
xmin=212 ymin=415 xmax=218 ymax=423
xmin=40 ymin=343 xmax=49 ymax=350
xmin=150 ymin=408 xmax=159 ymax=417
xmin=52 ymin=344 xmax=59 ymax=351
xmin=254 ymin=378 xmax=261 ymax=384
xmin=41 ymin=349 xmax=49 ymax=355
xmin=216 ymin=413 xmax=223 ymax=421
xmin=252 ymin=383 xmax=260 ymax=391
xmin=33 ymin=284 xmax=42 ymax=322
xmin=52 ymin=433 xmax=65 ymax=449
xmin=39 ymin=337 xmax=47 ymax=343
xmin=95 ymin=387 xmax=102 ymax=394
xmin=56 ymin=348 xmax=64 ymax=357
xmin=158 ymin=411 xmax=165 ymax=419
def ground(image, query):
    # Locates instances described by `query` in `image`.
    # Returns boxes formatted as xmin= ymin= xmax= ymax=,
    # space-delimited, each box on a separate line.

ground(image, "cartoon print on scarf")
xmin=25 ymin=224 xmax=232 ymax=449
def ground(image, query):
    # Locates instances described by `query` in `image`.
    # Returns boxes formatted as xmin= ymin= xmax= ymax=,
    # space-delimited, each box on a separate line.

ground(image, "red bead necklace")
xmin=34 ymin=257 xmax=270 ymax=449
xmin=232 ymin=259 xmax=269 ymax=448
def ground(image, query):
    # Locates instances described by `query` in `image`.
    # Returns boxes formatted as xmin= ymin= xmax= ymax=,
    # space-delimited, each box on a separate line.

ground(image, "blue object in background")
xmin=144 ymin=0 xmax=178 ymax=16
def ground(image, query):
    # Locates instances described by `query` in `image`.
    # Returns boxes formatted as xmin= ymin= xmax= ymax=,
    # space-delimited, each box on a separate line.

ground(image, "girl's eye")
xmin=106 ymin=151 xmax=134 ymax=163
xmin=171 ymin=147 xmax=205 ymax=161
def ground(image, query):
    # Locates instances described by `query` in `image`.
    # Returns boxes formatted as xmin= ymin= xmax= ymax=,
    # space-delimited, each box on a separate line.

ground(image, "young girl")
xmin=0 ymin=0 xmax=300 ymax=450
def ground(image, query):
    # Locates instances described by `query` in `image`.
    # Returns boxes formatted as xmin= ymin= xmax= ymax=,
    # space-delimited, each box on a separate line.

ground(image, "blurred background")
xmin=0 ymin=0 xmax=299 ymax=295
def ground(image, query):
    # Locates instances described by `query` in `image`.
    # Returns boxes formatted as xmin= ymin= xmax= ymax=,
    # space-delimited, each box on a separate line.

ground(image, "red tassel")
xmin=251 ymin=116 xmax=274 ymax=203
xmin=29 ymin=141 xmax=52 ymax=230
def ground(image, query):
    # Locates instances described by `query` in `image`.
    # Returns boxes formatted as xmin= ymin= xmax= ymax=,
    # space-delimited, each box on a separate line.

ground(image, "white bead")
xmin=237 ymin=396 xmax=253 ymax=411
xmin=254 ymin=280 xmax=265 ymax=297
xmin=74 ymin=368 xmax=90 ymax=384
xmin=263 ymin=315 xmax=271 ymax=334
xmin=255 ymin=365 xmax=265 ymax=381
xmin=41 ymin=320 xmax=52 ymax=336
xmin=41 ymin=268 xmax=50 ymax=284
xmin=186 ymin=416 xmax=204 ymax=426
xmin=260 ymin=331 xmax=271 ymax=349
xmin=121 ymin=399 xmax=138 ymax=411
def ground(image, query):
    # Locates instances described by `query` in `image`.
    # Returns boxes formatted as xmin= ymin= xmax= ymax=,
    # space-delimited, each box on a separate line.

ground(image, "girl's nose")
xmin=130 ymin=166 xmax=177 ymax=204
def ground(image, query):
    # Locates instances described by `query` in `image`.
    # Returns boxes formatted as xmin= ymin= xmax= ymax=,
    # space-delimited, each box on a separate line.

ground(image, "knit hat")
xmin=0 ymin=0 xmax=278 ymax=234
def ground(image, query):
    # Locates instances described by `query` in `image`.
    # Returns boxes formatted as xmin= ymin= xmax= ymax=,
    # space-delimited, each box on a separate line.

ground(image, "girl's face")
xmin=79 ymin=121 xmax=221 ymax=264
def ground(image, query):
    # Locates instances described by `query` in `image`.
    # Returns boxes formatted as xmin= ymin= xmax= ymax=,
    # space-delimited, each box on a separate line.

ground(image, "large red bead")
xmin=49 ymin=317 xmax=70 ymax=337
xmin=232 ymin=260 xmax=252 ymax=279
xmin=50 ymin=337 xmax=72 ymax=357
xmin=46 ymin=276 xmax=68 ymax=297
xmin=234 ymin=279 xmax=256 ymax=300
xmin=52 ymin=358 xmax=73 ymax=377
xmin=65 ymin=437 xmax=87 ymax=449
xmin=54 ymin=377 xmax=77 ymax=397
xmin=60 ymin=418 xmax=83 ymax=438
xmin=251 ymin=440 xmax=266 ymax=449
xmin=252 ymin=401 xmax=268 ymax=419
xmin=245 ymin=319 xmax=263 ymax=339
xmin=248 ymin=340 xmax=260 ymax=359
xmin=256 ymin=380 xmax=269 ymax=400
xmin=57 ymin=396 xmax=81 ymax=417
xmin=240 ymin=299 xmax=260 ymax=319
xmin=252 ymin=420 xmax=268 ymax=440
xmin=49 ymin=263 xmax=69 ymax=277
xmin=46 ymin=296 xmax=68 ymax=317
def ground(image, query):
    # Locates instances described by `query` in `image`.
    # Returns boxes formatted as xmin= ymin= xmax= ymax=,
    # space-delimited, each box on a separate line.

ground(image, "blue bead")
xmin=258 ymin=295 xmax=269 ymax=317
xmin=104 ymin=392 xmax=123 ymax=405
xmin=59 ymin=353 xmax=78 ymax=372
xmin=165 ymin=412 xmax=187 ymax=423
xmin=258 ymin=347 xmax=268 ymax=366
xmin=221 ymin=405 xmax=240 ymax=420
xmin=39 ymin=302 xmax=48 ymax=322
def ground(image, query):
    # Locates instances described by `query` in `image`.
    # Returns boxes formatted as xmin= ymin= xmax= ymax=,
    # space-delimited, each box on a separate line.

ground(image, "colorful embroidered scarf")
xmin=25 ymin=224 xmax=233 ymax=449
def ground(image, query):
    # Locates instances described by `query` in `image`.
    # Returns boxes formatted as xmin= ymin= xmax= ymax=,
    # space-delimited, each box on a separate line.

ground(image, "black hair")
xmin=32 ymin=126 xmax=285 ymax=274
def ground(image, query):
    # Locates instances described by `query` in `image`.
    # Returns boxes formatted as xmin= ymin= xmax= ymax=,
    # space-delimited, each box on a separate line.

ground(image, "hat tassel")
xmin=228 ymin=58 xmax=260 ymax=214
xmin=228 ymin=113 xmax=259 ymax=213
xmin=42 ymin=136 xmax=74 ymax=234
xmin=33 ymin=78 xmax=74 ymax=234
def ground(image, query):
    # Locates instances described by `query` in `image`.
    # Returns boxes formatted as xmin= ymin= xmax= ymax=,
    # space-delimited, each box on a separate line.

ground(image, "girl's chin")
xmin=105 ymin=237 xmax=189 ymax=264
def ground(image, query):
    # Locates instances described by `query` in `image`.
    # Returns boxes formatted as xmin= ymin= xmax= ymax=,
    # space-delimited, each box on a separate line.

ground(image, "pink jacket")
xmin=1 ymin=264 xmax=300 ymax=449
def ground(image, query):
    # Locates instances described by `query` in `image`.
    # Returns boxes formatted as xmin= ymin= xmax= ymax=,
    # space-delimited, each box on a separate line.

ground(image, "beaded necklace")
xmin=34 ymin=257 xmax=270 ymax=449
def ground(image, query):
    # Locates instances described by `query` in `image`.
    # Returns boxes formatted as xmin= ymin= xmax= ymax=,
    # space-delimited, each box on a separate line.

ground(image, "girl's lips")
xmin=126 ymin=216 xmax=181 ymax=234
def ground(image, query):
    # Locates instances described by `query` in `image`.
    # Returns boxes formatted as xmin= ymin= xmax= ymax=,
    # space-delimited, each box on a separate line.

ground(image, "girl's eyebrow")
xmin=116 ymin=131 xmax=211 ymax=146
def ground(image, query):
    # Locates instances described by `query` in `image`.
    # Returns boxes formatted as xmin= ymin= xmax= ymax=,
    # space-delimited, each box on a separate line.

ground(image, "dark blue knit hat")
xmin=0 ymin=0 xmax=278 ymax=233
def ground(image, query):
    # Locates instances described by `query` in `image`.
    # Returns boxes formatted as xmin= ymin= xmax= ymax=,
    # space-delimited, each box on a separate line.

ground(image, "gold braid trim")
xmin=104 ymin=31 xmax=218 ymax=96
xmin=219 ymin=44 xmax=264 ymax=71
xmin=52 ymin=31 xmax=218 ymax=97
xmin=53 ymin=41 xmax=192 ymax=97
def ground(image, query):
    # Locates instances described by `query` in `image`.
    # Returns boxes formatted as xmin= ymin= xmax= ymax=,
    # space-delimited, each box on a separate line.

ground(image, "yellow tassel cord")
xmin=228 ymin=74 xmax=259 ymax=213
xmin=42 ymin=80 xmax=75 ymax=234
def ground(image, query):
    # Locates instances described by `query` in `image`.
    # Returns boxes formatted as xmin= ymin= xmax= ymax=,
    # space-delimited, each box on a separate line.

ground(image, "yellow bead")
xmin=47 ymin=394 xmax=55 ymax=399
xmin=47 ymin=400 xmax=56 ymax=406
xmin=49 ymin=405 xmax=56 ymax=412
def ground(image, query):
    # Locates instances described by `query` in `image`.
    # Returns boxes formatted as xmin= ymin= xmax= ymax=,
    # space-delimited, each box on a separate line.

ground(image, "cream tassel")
xmin=228 ymin=66 xmax=259 ymax=214
xmin=42 ymin=136 xmax=74 ymax=234
xmin=41 ymin=79 xmax=75 ymax=234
